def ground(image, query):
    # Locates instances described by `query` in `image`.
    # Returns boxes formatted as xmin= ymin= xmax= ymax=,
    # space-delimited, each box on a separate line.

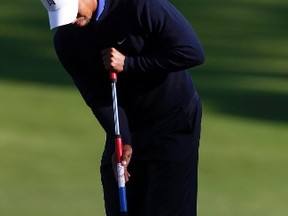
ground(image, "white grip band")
xmin=117 ymin=163 xmax=125 ymax=187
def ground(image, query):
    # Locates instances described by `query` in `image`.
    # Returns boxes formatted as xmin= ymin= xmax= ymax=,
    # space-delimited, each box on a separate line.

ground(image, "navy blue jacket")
xmin=54 ymin=0 xmax=205 ymax=163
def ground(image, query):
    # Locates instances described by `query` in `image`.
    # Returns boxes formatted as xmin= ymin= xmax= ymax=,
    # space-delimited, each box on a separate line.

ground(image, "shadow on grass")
xmin=187 ymin=0 xmax=288 ymax=124
xmin=0 ymin=1 xmax=73 ymax=86
xmin=0 ymin=36 xmax=73 ymax=86
xmin=0 ymin=0 xmax=287 ymax=124
xmin=199 ymin=84 xmax=288 ymax=123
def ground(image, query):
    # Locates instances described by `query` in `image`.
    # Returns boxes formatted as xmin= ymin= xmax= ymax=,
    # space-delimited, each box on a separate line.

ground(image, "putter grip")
xmin=115 ymin=136 xmax=128 ymax=213
xmin=115 ymin=136 xmax=123 ymax=163
xmin=110 ymin=71 xmax=117 ymax=81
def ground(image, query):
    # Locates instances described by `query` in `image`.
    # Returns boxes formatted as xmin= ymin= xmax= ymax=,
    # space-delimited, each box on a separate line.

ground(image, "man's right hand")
xmin=111 ymin=144 xmax=133 ymax=182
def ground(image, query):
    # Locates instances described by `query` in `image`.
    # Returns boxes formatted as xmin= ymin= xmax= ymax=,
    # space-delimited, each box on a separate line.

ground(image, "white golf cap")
xmin=41 ymin=0 xmax=79 ymax=29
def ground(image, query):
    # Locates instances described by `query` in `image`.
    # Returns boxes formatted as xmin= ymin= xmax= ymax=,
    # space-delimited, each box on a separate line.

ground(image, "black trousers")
xmin=101 ymin=97 xmax=202 ymax=216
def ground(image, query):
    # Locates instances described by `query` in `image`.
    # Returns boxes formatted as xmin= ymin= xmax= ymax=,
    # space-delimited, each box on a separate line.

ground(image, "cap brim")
xmin=48 ymin=1 xmax=78 ymax=29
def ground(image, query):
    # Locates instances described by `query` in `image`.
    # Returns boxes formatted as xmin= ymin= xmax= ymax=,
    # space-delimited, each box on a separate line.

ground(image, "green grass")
xmin=0 ymin=81 xmax=105 ymax=216
xmin=1 ymin=0 xmax=287 ymax=215
xmin=199 ymin=114 xmax=288 ymax=216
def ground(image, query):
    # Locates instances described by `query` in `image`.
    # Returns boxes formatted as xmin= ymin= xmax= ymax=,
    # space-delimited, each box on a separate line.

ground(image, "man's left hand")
xmin=101 ymin=48 xmax=125 ymax=73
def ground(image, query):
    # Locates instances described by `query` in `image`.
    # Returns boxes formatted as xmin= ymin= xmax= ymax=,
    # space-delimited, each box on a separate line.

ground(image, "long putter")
xmin=110 ymin=71 xmax=128 ymax=215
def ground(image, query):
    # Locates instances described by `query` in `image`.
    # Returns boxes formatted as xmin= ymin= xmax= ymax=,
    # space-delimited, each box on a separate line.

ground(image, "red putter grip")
xmin=110 ymin=71 xmax=117 ymax=81
xmin=115 ymin=137 xmax=123 ymax=163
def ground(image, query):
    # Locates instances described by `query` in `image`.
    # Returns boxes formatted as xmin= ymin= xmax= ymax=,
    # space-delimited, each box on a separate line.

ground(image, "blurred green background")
xmin=0 ymin=0 xmax=287 ymax=215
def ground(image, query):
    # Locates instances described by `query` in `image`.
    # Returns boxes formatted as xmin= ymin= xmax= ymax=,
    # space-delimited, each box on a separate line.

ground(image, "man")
xmin=41 ymin=0 xmax=205 ymax=215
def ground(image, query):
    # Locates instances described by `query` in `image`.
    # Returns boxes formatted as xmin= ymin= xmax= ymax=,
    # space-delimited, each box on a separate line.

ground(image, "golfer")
xmin=41 ymin=0 xmax=205 ymax=215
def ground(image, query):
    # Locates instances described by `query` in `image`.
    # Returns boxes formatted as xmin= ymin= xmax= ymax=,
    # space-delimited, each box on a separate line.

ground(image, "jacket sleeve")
xmin=53 ymin=28 xmax=132 ymax=146
xmin=124 ymin=0 xmax=205 ymax=73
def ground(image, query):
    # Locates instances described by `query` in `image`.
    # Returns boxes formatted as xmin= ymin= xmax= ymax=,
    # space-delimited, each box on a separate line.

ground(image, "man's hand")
xmin=101 ymin=48 xmax=125 ymax=73
xmin=111 ymin=144 xmax=133 ymax=182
